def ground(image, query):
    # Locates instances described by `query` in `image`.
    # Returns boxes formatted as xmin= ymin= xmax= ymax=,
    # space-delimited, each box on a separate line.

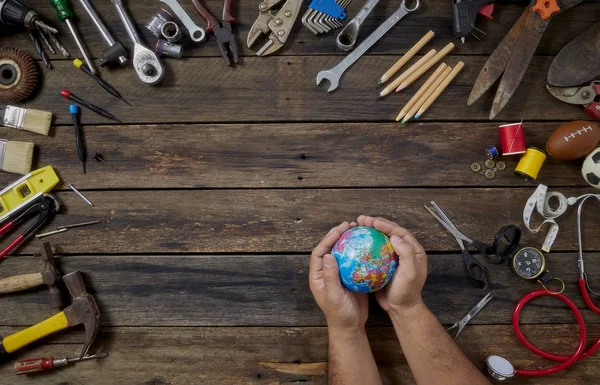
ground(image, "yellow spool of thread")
xmin=515 ymin=147 xmax=546 ymax=181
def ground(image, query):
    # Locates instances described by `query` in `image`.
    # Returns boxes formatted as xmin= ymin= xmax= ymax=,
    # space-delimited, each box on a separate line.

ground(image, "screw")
xmin=284 ymin=10 xmax=291 ymax=17
xmin=278 ymin=30 xmax=285 ymax=36
xmin=68 ymin=184 xmax=95 ymax=207
xmin=93 ymin=152 xmax=118 ymax=170
xmin=275 ymin=18 xmax=282 ymax=25
xmin=259 ymin=3 xmax=267 ymax=10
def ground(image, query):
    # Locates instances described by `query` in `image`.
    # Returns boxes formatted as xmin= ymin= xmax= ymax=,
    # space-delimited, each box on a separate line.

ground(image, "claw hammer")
xmin=0 ymin=270 xmax=100 ymax=359
xmin=0 ymin=242 xmax=64 ymax=309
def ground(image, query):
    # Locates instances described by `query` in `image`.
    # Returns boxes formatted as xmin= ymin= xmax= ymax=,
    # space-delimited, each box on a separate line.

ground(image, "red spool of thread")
xmin=499 ymin=122 xmax=526 ymax=156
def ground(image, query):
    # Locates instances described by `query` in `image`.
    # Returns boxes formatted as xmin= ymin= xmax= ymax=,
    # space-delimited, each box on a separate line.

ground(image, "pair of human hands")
xmin=309 ymin=216 xmax=428 ymax=332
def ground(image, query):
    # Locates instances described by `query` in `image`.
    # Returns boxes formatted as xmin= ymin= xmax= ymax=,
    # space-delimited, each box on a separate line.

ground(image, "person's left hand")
xmin=309 ymin=221 xmax=369 ymax=332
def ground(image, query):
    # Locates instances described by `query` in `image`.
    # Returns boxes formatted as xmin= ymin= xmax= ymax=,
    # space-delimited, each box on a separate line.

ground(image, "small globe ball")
xmin=331 ymin=226 xmax=398 ymax=293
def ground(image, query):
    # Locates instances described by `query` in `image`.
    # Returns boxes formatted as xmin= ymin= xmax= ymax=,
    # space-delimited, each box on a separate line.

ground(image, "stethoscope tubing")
xmin=512 ymin=289 xmax=587 ymax=376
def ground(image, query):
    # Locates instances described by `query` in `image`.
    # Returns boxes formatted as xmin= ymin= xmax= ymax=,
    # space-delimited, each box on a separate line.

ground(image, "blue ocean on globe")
xmin=331 ymin=226 xmax=398 ymax=293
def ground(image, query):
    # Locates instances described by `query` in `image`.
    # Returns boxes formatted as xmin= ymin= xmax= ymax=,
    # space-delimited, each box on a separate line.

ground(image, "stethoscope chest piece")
xmin=486 ymin=355 xmax=515 ymax=381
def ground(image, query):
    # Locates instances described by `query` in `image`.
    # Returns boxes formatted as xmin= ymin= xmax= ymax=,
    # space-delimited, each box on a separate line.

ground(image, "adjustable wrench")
xmin=159 ymin=0 xmax=206 ymax=43
xmin=316 ymin=0 xmax=420 ymax=92
xmin=113 ymin=0 xmax=164 ymax=85
xmin=78 ymin=0 xmax=127 ymax=67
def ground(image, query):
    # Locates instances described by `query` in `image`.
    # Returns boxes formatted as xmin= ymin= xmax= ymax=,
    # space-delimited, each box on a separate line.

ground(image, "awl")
xmin=15 ymin=353 xmax=108 ymax=374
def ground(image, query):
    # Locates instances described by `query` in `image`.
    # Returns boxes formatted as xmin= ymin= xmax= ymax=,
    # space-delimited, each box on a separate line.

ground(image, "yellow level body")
xmin=0 ymin=166 xmax=59 ymax=222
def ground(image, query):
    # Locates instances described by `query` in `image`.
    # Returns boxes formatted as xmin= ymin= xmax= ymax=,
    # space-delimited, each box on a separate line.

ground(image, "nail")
xmin=68 ymin=184 xmax=95 ymax=207
xmin=36 ymin=228 xmax=68 ymax=239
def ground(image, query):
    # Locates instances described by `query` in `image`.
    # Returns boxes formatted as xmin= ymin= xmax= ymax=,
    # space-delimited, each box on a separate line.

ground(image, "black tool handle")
xmin=0 ymin=0 xmax=30 ymax=26
xmin=461 ymin=249 xmax=489 ymax=291
xmin=451 ymin=0 xmax=496 ymax=38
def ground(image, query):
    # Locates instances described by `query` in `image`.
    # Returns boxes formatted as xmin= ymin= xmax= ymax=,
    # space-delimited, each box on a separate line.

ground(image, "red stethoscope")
xmin=486 ymin=195 xmax=600 ymax=380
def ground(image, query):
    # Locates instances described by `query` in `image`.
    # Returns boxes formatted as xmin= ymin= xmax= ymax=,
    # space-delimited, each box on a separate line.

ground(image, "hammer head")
xmin=39 ymin=242 xmax=64 ymax=309
xmin=62 ymin=271 xmax=100 ymax=360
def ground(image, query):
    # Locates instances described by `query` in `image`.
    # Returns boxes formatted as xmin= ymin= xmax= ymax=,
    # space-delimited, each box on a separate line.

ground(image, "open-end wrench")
xmin=78 ymin=0 xmax=127 ymax=67
xmin=316 ymin=0 xmax=420 ymax=92
xmin=336 ymin=0 xmax=380 ymax=51
xmin=113 ymin=0 xmax=164 ymax=85
xmin=159 ymin=0 xmax=206 ymax=43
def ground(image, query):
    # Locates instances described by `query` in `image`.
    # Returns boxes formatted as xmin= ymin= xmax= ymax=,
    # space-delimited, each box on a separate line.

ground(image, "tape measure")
xmin=0 ymin=166 xmax=60 ymax=222
xmin=523 ymin=185 xmax=567 ymax=252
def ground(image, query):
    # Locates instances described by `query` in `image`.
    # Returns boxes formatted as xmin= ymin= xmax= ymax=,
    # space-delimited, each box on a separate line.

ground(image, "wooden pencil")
xmin=401 ymin=66 xmax=452 ymax=124
xmin=378 ymin=31 xmax=435 ymax=85
xmin=396 ymin=42 xmax=455 ymax=92
xmin=415 ymin=61 xmax=465 ymax=119
xmin=396 ymin=63 xmax=447 ymax=122
xmin=378 ymin=49 xmax=437 ymax=99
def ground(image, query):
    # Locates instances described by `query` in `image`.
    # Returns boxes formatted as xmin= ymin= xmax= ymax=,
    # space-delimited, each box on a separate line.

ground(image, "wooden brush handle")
xmin=0 ymin=273 xmax=44 ymax=294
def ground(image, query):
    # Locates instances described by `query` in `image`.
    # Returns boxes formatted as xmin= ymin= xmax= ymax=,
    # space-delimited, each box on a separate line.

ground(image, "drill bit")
xmin=27 ymin=29 xmax=52 ymax=69
xmin=47 ymin=32 xmax=70 ymax=57
xmin=37 ymin=28 xmax=56 ymax=54
xmin=69 ymin=104 xmax=87 ymax=173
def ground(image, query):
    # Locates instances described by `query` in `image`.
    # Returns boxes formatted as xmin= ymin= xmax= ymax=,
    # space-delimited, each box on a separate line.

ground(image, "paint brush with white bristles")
xmin=0 ymin=105 xmax=52 ymax=136
xmin=0 ymin=140 xmax=34 ymax=174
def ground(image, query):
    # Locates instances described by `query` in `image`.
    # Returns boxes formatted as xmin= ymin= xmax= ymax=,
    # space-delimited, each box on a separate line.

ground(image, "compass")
xmin=512 ymin=247 xmax=546 ymax=280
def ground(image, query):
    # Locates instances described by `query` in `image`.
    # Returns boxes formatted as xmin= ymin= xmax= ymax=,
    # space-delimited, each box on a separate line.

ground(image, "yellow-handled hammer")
xmin=0 ymin=271 xmax=100 ymax=358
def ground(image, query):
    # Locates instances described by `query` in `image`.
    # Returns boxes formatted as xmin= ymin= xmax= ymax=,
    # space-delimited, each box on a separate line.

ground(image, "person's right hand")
xmin=356 ymin=216 xmax=428 ymax=315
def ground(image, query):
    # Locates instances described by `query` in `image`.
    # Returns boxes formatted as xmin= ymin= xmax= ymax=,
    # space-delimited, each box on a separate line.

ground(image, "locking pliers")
xmin=247 ymin=0 xmax=304 ymax=56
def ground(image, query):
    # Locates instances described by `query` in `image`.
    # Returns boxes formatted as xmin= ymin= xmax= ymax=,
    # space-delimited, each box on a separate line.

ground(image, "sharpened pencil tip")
xmin=377 ymin=80 xmax=383 ymax=86
xmin=395 ymin=118 xmax=400 ymax=122
xmin=396 ymin=85 xmax=406 ymax=92
xmin=414 ymin=114 xmax=420 ymax=119
xmin=377 ymin=95 xmax=383 ymax=100
xmin=400 ymin=120 xmax=406 ymax=124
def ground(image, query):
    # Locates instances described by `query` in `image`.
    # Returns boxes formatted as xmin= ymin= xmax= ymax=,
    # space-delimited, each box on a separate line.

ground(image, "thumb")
xmin=390 ymin=235 xmax=416 ymax=273
xmin=323 ymin=254 xmax=344 ymax=294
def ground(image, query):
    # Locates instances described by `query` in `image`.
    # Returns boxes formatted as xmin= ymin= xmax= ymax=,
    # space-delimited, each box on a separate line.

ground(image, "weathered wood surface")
xmin=0 ymin=122 xmax=587 ymax=189
xmin=0 ymin=253 xmax=598 ymax=326
xmin=16 ymin=55 xmax=591 ymax=124
xmin=6 ymin=1 xmax=600 ymax=58
xmin=0 ymin=325 xmax=598 ymax=384
xmin=0 ymin=188 xmax=594 ymax=255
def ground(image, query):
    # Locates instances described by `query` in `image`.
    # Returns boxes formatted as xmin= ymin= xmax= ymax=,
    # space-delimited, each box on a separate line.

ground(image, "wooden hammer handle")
xmin=0 ymin=273 xmax=44 ymax=294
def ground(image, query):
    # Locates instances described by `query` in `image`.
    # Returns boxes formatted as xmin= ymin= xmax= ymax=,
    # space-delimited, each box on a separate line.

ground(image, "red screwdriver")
xmin=15 ymin=353 xmax=108 ymax=374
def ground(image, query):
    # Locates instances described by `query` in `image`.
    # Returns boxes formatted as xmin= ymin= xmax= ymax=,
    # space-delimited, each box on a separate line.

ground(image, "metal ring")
xmin=403 ymin=0 xmax=420 ymax=12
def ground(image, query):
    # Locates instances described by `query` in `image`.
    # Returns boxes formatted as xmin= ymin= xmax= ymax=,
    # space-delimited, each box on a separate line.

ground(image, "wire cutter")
xmin=0 ymin=193 xmax=60 ymax=261
xmin=468 ymin=0 xmax=583 ymax=119
xmin=247 ymin=0 xmax=304 ymax=56
xmin=546 ymin=81 xmax=600 ymax=120
xmin=425 ymin=201 xmax=490 ymax=290
xmin=191 ymin=0 xmax=238 ymax=65
xmin=446 ymin=292 xmax=493 ymax=340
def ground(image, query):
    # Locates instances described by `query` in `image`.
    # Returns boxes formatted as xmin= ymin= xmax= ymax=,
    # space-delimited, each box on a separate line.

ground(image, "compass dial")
xmin=513 ymin=247 xmax=545 ymax=279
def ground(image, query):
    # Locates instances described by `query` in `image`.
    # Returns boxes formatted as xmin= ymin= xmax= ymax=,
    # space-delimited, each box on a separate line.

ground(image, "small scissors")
xmin=446 ymin=292 xmax=493 ymax=340
xmin=425 ymin=201 xmax=490 ymax=290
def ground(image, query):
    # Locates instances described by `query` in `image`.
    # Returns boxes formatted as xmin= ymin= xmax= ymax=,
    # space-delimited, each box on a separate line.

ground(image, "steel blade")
xmin=467 ymin=7 xmax=529 ymax=106
xmin=489 ymin=9 xmax=546 ymax=119
xmin=548 ymin=21 xmax=600 ymax=87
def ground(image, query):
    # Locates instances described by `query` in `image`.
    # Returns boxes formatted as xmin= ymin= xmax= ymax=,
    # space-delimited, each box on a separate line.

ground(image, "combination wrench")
xmin=336 ymin=0 xmax=380 ymax=51
xmin=317 ymin=0 xmax=420 ymax=92
xmin=159 ymin=0 xmax=206 ymax=43
xmin=113 ymin=0 xmax=164 ymax=85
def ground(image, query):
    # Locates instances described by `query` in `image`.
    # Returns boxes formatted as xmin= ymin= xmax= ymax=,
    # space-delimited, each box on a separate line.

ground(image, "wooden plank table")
xmin=0 ymin=0 xmax=599 ymax=383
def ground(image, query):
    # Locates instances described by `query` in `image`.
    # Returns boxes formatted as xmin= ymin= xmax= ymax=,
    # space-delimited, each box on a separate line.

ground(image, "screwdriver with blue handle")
xmin=49 ymin=0 xmax=96 ymax=74
xmin=73 ymin=59 xmax=131 ymax=106
xmin=70 ymin=104 xmax=87 ymax=174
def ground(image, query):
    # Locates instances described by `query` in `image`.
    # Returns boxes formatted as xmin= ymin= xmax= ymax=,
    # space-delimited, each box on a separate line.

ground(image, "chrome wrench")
xmin=336 ymin=0 xmax=380 ymax=51
xmin=78 ymin=0 xmax=128 ymax=66
xmin=316 ymin=0 xmax=420 ymax=92
xmin=159 ymin=0 xmax=206 ymax=43
xmin=113 ymin=0 xmax=164 ymax=85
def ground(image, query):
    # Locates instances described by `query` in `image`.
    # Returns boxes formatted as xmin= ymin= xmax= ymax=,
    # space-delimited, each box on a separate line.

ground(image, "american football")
xmin=546 ymin=121 xmax=600 ymax=160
